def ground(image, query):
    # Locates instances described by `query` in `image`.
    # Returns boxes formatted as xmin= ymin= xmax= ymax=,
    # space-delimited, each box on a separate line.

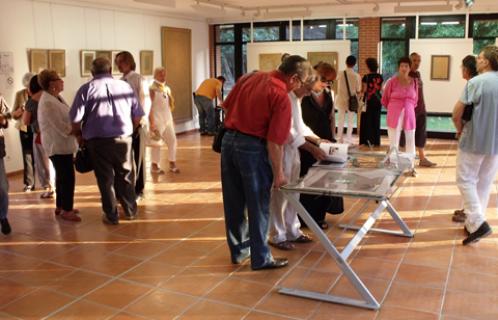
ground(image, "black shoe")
xmin=252 ymin=258 xmax=288 ymax=270
xmin=463 ymin=221 xmax=492 ymax=245
xmin=200 ymin=131 xmax=208 ymax=136
xmin=206 ymin=131 xmax=217 ymax=136
xmin=124 ymin=213 xmax=138 ymax=221
xmin=1 ymin=218 xmax=11 ymax=235
xmin=102 ymin=215 xmax=119 ymax=225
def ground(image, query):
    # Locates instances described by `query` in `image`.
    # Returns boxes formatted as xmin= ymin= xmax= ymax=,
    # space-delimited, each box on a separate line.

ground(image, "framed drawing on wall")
xmin=431 ymin=55 xmax=450 ymax=80
xmin=111 ymin=51 xmax=121 ymax=75
xmin=307 ymin=51 xmax=339 ymax=71
xmin=48 ymin=49 xmax=66 ymax=77
xmin=140 ymin=50 xmax=153 ymax=76
xmin=259 ymin=53 xmax=282 ymax=72
xmin=80 ymin=50 xmax=96 ymax=77
xmin=96 ymin=50 xmax=112 ymax=62
xmin=30 ymin=49 xmax=49 ymax=73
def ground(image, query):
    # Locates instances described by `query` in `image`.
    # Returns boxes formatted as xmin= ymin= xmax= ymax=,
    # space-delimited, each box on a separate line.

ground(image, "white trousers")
xmin=269 ymin=146 xmax=303 ymax=243
xmin=456 ymin=149 xmax=498 ymax=233
xmin=33 ymin=139 xmax=54 ymax=189
xmin=387 ymin=110 xmax=416 ymax=168
xmin=337 ymin=108 xmax=355 ymax=144
xmin=150 ymin=124 xmax=177 ymax=164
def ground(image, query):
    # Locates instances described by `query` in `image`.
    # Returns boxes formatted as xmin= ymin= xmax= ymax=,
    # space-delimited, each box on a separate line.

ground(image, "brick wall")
xmin=358 ymin=17 xmax=381 ymax=76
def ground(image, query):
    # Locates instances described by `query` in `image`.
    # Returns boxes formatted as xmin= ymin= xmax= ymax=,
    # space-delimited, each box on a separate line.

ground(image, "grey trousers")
xmin=0 ymin=158 xmax=8 ymax=219
xmin=86 ymin=136 xmax=137 ymax=221
xmin=33 ymin=138 xmax=54 ymax=189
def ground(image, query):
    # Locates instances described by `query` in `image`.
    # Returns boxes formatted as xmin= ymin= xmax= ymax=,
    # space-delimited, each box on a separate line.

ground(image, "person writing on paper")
xmin=452 ymin=45 xmax=498 ymax=245
xmin=269 ymin=75 xmax=327 ymax=251
xmin=300 ymin=62 xmax=344 ymax=230
xmin=381 ymin=57 xmax=418 ymax=176
xmin=221 ymin=55 xmax=311 ymax=270
xmin=148 ymin=67 xmax=179 ymax=174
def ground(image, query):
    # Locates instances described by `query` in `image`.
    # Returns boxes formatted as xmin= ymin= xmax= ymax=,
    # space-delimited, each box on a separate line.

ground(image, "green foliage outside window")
xmin=382 ymin=41 xmax=406 ymax=80
xmin=473 ymin=39 xmax=496 ymax=55
xmin=419 ymin=24 xmax=465 ymax=38
xmin=253 ymin=26 xmax=280 ymax=41
xmin=381 ymin=21 xmax=406 ymax=38
xmin=472 ymin=19 xmax=498 ymax=37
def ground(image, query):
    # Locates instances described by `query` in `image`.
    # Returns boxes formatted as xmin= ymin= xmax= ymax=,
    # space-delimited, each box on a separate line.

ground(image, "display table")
xmin=278 ymin=159 xmax=413 ymax=310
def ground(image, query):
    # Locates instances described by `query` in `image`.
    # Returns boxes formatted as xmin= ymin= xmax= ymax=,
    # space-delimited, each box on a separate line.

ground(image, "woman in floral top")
xmin=360 ymin=58 xmax=383 ymax=146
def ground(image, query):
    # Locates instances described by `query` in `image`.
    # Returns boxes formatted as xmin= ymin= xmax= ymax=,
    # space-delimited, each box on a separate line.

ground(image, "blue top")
xmin=69 ymin=74 xmax=144 ymax=140
xmin=459 ymin=71 xmax=498 ymax=155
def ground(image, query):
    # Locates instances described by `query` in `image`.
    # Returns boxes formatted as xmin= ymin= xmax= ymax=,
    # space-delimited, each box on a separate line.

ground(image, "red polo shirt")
xmin=223 ymin=71 xmax=291 ymax=145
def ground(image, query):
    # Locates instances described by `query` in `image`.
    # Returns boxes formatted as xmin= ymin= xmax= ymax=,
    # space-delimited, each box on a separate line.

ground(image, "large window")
xmin=253 ymin=21 xmax=287 ymax=42
xmin=381 ymin=17 xmax=415 ymax=80
xmin=470 ymin=14 xmax=498 ymax=54
xmin=418 ymin=15 xmax=465 ymax=38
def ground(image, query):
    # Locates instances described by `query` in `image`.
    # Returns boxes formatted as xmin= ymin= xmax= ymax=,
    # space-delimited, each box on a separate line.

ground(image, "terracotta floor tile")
xmin=109 ymin=312 xmax=148 ymax=320
xmin=330 ymin=275 xmax=390 ymax=302
xmin=3 ymin=262 xmax=74 ymax=287
xmin=0 ymin=279 xmax=35 ymax=307
xmin=384 ymin=282 xmax=443 ymax=314
xmin=112 ymin=240 xmax=175 ymax=259
xmin=206 ymin=277 xmax=272 ymax=308
xmin=48 ymin=299 xmax=117 ymax=319
xmin=255 ymin=291 xmax=320 ymax=319
xmin=161 ymin=267 xmax=227 ymax=296
xmin=443 ymin=290 xmax=498 ymax=320
xmin=451 ymin=250 xmax=498 ymax=275
xmin=51 ymin=270 xmax=111 ymax=297
xmin=121 ymin=260 xmax=183 ymax=286
xmin=79 ymin=253 xmax=142 ymax=276
xmin=310 ymin=303 xmax=377 ymax=320
xmin=1 ymin=289 xmax=74 ymax=319
xmin=151 ymin=240 xmax=221 ymax=266
xmin=124 ymin=289 xmax=196 ymax=319
xmin=376 ymin=306 xmax=439 ymax=320
xmin=395 ymin=263 xmax=448 ymax=289
xmin=178 ymin=300 xmax=249 ymax=319
xmin=447 ymin=268 xmax=498 ymax=295
xmin=85 ymin=280 xmax=151 ymax=309
xmin=403 ymin=243 xmax=453 ymax=269
xmin=350 ymin=257 xmax=399 ymax=281
xmin=244 ymin=311 xmax=295 ymax=320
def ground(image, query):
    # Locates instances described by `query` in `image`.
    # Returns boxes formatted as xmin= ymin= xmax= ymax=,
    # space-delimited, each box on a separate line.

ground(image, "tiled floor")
xmin=1 ymin=132 xmax=497 ymax=319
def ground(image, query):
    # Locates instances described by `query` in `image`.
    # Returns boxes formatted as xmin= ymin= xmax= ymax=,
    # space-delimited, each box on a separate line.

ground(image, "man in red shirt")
xmin=221 ymin=55 xmax=311 ymax=270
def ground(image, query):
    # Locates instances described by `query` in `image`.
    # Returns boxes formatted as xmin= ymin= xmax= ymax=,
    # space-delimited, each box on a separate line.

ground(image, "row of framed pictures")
xmin=29 ymin=49 xmax=154 ymax=78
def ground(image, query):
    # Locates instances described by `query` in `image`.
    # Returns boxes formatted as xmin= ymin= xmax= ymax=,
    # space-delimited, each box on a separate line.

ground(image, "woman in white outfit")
xmin=148 ymin=67 xmax=179 ymax=174
xmin=336 ymin=55 xmax=361 ymax=144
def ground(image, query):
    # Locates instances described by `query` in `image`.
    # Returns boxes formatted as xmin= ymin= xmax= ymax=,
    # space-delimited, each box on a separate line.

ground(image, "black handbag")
xmin=74 ymin=145 xmax=93 ymax=173
xmin=461 ymin=84 xmax=473 ymax=122
xmin=212 ymin=125 xmax=226 ymax=153
xmin=344 ymin=71 xmax=359 ymax=112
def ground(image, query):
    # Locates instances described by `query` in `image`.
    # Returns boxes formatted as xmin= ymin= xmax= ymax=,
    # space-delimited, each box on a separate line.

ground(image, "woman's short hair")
xmin=115 ymin=51 xmax=136 ymax=71
xmin=346 ymin=55 xmax=357 ymax=67
xmin=22 ymin=72 xmax=35 ymax=88
xmin=365 ymin=58 xmax=379 ymax=72
xmin=37 ymin=70 xmax=60 ymax=91
xmin=153 ymin=67 xmax=166 ymax=79
xmin=29 ymin=75 xmax=42 ymax=95
xmin=398 ymin=57 xmax=412 ymax=67
xmin=462 ymin=55 xmax=478 ymax=78
xmin=481 ymin=45 xmax=498 ymax=71
xmin=314 ymin=61 xmax=336 ymax=78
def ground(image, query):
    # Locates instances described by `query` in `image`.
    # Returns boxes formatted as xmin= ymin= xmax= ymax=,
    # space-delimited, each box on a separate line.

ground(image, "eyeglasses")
xmin=320 ymin=77 xmax=334 ymax=85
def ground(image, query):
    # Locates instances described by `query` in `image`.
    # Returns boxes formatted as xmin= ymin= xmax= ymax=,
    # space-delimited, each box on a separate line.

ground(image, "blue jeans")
xmin=194 ymin=95 xmax=216 ymax=133
xmin=0 ymin=158 xmax=8 ymax=219
xmin=221 ymin=130 xmax=273 ymax=269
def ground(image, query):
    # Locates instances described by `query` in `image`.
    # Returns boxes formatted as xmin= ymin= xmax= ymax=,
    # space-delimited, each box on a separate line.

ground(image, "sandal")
xmin=269 ymin=240 xmax=295 ymax=251
xmin=55 ymin=208 xmax=80 ymax=216
xmin=40 ymin=190 xmax=54 ymax=199
xmin=169 ymin=167 xmax=180 ymax=173
xmin=452 ymin=210 xmax=466 ymax=223
xmin=292 ymin=234 xmax=313 ymax=243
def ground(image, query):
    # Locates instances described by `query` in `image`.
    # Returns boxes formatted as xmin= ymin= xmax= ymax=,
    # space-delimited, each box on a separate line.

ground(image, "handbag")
xmin=74 ymin=145 xmax=93 ymax=173
xmin=212 ymin=124 xmax=226 ymax=153
xmin=461 ymin=83 xmax=473 ymax=122
xmin=344 ymin=70 xmax=359 ymax=113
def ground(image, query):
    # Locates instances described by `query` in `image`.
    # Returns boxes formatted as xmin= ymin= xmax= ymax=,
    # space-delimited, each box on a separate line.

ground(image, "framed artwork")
xmin=111 ymin=50 xmax=121 ymax=75
xmin=140 ymin=50 xmax=153 ymax=76
xmin=48 ymin=49 xmax=66 ymax=77
xmin=29 ymin=49 xmax=49 ymax=73
xmin=80 ymin=50 xmax=96 ymax=77
xmin=259 ymin=53 xmax=282 ymax=72
xmin=307 ymin=51 xmax=339 ymax=72
xmin=96 ymin=50 xmax=112 ymax=62
xmin=431 ymin=55 xmax=450 ymax=80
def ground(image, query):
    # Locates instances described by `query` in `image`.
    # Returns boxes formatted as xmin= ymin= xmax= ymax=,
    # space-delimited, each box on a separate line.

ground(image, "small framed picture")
xmin=30 ymin=49 xmax=49 ymax=73
xmin=140 ymin=50 xmax=153 ymax=76
xmin=431 ymin=55 xmax=451 ymax=81
xmin=80 ymin=50 xmax=96 ymax=77
xmin=96 ymin=50 xmax=112 ymax=62
xmin=48 ymin=49 xmax=66 ymax=77
xmin=111 ymin=50 xmax=121 ymax=75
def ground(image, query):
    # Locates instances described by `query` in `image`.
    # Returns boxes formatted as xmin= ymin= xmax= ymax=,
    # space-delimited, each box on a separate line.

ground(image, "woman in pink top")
xmin=381 ymin=57 xmax=418 ymax=174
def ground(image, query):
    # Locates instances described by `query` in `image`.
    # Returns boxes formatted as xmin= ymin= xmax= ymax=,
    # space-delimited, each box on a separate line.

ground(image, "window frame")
xmin=418 ymin=14 xmax=466 ymax=39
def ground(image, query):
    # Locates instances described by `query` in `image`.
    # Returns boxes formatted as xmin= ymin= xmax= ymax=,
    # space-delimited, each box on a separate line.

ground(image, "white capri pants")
xmin=150 ymin=124 xmax=177 ymax=164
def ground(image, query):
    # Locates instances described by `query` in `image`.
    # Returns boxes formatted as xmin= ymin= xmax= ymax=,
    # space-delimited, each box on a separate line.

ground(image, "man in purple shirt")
xmin=70 ymin=57 xmax=144 ymax=225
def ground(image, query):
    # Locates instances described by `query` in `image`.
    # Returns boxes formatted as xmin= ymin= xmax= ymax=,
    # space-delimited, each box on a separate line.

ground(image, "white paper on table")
xmin=319 ymin=142 xmax=348 ymax=163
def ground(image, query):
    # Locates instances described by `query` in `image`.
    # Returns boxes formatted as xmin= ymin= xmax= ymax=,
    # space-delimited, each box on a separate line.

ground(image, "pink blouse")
xmin=381 ymin=76 xmax=418 ymax=130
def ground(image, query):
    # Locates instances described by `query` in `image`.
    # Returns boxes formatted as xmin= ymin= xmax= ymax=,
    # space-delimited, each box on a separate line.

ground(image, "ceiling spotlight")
xmin=373 ymin=3 xmax=380 ymax=12
xmin=465 ymin=0 xmax=474 ymax=7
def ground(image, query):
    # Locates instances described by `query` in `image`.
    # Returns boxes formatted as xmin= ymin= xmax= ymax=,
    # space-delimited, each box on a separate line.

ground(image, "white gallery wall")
xmin=0 ymin=0 xmax=210 ymax=173
xmin=409 ymin=39 xmax=473 ymax=114
xmin=247 ymin=40 xmax=351 ymax=74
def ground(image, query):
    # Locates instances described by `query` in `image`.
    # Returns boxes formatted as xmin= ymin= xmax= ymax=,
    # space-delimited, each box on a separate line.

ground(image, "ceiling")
xmin=48 ymin=0 xmax=498 ymax=22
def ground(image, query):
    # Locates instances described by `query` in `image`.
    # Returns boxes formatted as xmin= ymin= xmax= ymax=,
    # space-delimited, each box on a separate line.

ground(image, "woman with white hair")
xmin=148 ymin=67 xmax=179 ymax=174
xmin=11 ymin=72 xmax=35 ymax=191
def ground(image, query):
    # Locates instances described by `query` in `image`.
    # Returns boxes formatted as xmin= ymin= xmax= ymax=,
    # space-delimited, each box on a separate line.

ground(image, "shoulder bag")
xmin=344 ymin=71 xmax=359 ymax=113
